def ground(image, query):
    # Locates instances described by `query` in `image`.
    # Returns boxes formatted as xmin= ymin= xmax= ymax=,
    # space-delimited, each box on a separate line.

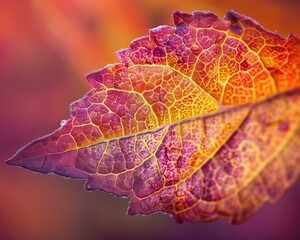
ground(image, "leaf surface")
xmin=7 ymin=10 xmax=300 ymax=223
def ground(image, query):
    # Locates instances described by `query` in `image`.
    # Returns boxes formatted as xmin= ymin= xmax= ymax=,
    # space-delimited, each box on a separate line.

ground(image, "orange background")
xmin=1 ymin=0 xmax=299 ymax=239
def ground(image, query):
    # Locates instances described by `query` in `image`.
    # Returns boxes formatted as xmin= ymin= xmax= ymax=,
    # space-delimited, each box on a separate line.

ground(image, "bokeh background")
xmin=1 ymin=0 xmax=300 ymax=239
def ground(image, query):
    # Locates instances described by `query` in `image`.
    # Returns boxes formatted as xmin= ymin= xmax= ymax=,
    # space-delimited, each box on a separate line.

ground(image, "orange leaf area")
xmin=7 ymin=10 xmax=300 ymax=223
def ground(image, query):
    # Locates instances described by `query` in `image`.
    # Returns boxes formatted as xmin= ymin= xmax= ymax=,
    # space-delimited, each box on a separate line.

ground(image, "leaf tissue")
xmin=7 ymin=10 xmax=300 ymax=223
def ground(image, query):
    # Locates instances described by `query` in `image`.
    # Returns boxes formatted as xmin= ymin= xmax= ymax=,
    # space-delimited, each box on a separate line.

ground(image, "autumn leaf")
xmin=7 ymin=10 xmax=300 ymax=223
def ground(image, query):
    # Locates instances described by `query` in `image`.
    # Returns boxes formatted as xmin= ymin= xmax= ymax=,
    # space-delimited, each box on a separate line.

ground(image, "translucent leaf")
xmin=7 ymin=10 xmax=300 ymax=223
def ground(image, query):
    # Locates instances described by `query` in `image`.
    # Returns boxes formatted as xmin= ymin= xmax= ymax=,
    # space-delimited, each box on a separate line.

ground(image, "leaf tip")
xmin=5 ymin=149 xmax=26 ymax=167
xmin=5 ymin=156 xmax=20 ymax=166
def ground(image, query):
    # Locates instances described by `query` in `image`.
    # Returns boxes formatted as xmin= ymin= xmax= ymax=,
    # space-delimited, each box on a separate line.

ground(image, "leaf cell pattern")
xmin=7 ymin=11 xmax=300 ymax=223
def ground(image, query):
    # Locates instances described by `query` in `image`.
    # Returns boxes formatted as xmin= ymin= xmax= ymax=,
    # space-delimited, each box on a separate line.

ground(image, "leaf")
xmin=7 ymin=10 xmax=300 ymax=223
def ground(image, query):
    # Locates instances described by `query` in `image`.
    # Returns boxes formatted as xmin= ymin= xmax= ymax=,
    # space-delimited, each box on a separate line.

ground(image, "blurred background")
xmin=1 ymin=0 xmax=299 ymax=239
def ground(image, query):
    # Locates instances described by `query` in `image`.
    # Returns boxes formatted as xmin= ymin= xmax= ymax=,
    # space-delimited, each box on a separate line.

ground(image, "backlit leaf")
xmin=7 ymin=10 xmax=300 ymax=223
